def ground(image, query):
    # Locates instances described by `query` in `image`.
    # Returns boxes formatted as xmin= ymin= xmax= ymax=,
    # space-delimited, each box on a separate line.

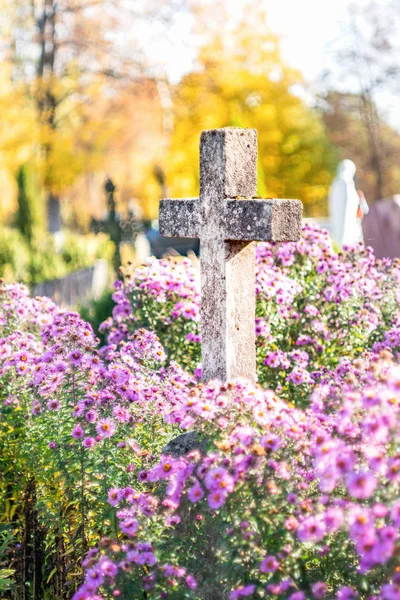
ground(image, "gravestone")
xmin=159 ymin=127 xmax=302 ymax=383
xmin=32 ymin=260 xmax=108 ymax=308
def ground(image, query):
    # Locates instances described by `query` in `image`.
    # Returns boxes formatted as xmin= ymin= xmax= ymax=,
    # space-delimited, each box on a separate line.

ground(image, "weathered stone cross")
xmin=159 ymin=127 xmax=302 ymax=382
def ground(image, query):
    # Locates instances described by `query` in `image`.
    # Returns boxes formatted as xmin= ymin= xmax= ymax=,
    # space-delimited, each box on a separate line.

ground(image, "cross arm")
xmin=159 ymin=199 xmax=200 ymax=238
xmin=225 ymin=198 xmax=302 ymax=242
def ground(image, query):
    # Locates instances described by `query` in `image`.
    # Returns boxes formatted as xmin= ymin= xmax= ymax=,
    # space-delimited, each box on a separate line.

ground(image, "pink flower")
xmin=204 ymin=468 xmax=234 ymax=493
xmin=113 ymin=404 xmax=130 ymax=423
xmin=229 ymin=584 xmax=256 ymax=599
xmin=185 ymin=575 xmax=197 ymax=589
xmin=99 ymin=557 xmax=118 ymax=578
xmin=312 ymin=582 xmax=327 ymax=599
xmin=151 ymin=457 xmax=177 ymax=480
xmin=69 ymin=350 xmax=83 ymax=366
xmin=372 ymin=503 xmax=388 ymax=518
xmin=287 ymin=366 xmax=312 ymax=385
xmin=72 ymin=424 xmax=84 ymax=439
xmin=336 ymin=586 xmax=358 ymax=600
xmin=264 ymin=351 xmax=281 ymax=368
xmin=188 ymin=484 xmax=204 ymax=503
xmin=285 ymin=516 xmax=299 ymax=531
xmin=261 ymin=434 xmax=281 ymax=452
xmin=96 ymin=419 xmax=116 ymax=438
xmin=83 ymin=437 xmax=96 ymax=448
xmin=194 ymin=401 xmax=217 ymax=419
xmin=323 ymin=507 xmax=343 ymax=532
xmin=208 ymin=490 xmax=227 ymax=510
xmin=260 ymin=555 xmax=279 ymax=573
xmin=180 ymin=302 xmax=199 ymax=321
xmin=253 ymin=404 xmax=270 ymax=425
xmin=119 ymin=518 xmax=139 ymax=536
xmin=47 ymin=399 xmax=60 ymax=411
xmin=108 ymin=488 xmax=123 ymax=507
xmin=297 ymin=516 xmax=326 ymax=543
xmin=346 ymin=472 xmax=377 ymax=499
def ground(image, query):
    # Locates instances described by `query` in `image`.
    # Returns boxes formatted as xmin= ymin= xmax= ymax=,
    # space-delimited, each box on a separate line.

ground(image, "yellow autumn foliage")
xmin=161 ymin=7 xmax=338 ymax=217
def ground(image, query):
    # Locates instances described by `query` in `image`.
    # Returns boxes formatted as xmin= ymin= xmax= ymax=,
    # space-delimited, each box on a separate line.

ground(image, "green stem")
xmin=80 ymin=444 xmax=86 ymax=575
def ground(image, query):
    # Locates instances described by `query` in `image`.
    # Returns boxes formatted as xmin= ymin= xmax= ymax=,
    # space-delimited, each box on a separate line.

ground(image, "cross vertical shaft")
xmin=199 ymin=129 xmax=258 ymax=381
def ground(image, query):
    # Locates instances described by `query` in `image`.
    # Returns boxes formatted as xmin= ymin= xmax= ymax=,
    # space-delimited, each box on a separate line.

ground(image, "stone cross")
xmin=91 ymin=178 xmax=144 ymax=276
xmin=159 ymin=127 xmax=302 ymax=382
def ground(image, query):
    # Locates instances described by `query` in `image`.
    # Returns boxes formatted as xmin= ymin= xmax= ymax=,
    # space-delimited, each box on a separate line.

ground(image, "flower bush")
xmin=2 ymin=224 xmax=400 ymax=599
xmin=74 ymin=353 xmax=400 ymax=600
xmin=105 ymin=224 xmax=400 ymax=405
xmin=0 ymin=283 xmax=187 ymax=595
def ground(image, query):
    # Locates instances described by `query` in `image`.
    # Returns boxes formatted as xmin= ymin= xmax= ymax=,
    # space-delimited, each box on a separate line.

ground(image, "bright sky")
xmin=264 ymin=0 xmax=351 ymax=81
xmin=265 ymin=0 xmax=400 ymax=128
xmin=158 ymin=0 xmax=354 ymax=82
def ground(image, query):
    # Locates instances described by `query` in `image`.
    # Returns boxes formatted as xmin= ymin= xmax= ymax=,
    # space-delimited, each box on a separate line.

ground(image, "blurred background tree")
xmin=162 ymin=4 xmax=338 ymax=217
xmin=2 ymin=0 xmax=134 ymax=231
xmin=320 ymin=0 xmax=400 ymax=201
xmin=321 ymin=91 xmax=400 ymax=202
xmin=0 ymin=0 xmax=186 ymax=228
xmin=0 ymin=0 xmax=399 ymax=255
xmin=15 ymin=164 xmax=45 ymax=246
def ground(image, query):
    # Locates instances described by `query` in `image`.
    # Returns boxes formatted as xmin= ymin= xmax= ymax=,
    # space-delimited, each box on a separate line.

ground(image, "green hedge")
xmin=0 ymin=227 xmax=114 ymax=287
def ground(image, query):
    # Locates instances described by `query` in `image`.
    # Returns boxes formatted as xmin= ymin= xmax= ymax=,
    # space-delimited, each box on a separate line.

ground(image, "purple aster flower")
xmin=204 ymin=468 xmax=234 ymax=493
xmin=47 ymin=399 xmax=60 ymax=411
xmin=372 ymin=503 xmax=388 ymax=518
xmin=297 ymin=516 xmax=326 ymax=543
xmin=137 ymin=470 xmax=148 ymax=482
xmin=85 ymin=409 xmax=98 ymax=423
xmin=72 ymin=424 xmax=84 ymax=439
xmin=72 ymin=404 xmax=85 ymax=418
xmin=260 ymin=555 xmax=279 ymax=573
xmin=336 ymin=587 xmax=358 ymax=600
xmin=229 ymin=584 xmax=256 ymax=599
xmin=85 ymin=567 xmax=104 ymax=588
xmin=188 ymin=484 xmax=204 ymax=503
xmin=312 ymin=582 xmax=327 ymax=599
xmin=346 ymin=471 xmax=377 ymax=499
xmin=261 ymin=434 xmax=281 ymax=452
xmin=69 ymin=350 xmax=83 ymax=366
xmin=107 ymin=488 xmax=123 ymax=507
xmin=96 ymin=418 xmax=116 ymax=438
xmin=72 ymin=589 xmax=92 ymax=600
xmin=208 ymin=490 xmax=227 ymax=510
xmin=390 ymin=500 xmax=400 ymax=527
xmin=166 ymin=515 xmax=181 ymax=526
xmin=99 ymin=557 xmax=118 ymax=578
xmin=323 ymin=506 xmax=344 ymax=532
xmin=186 ymin=574 xmax=197 ymax=589
xmin=83 ymin=437 xmax=96 ymax=449
xmin=119 ymin=518 xmax=139 ymax=536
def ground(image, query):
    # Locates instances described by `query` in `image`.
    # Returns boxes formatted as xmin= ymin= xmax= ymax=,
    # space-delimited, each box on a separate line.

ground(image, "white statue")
xmin=328 ymin=160 xmax=369 ymax=247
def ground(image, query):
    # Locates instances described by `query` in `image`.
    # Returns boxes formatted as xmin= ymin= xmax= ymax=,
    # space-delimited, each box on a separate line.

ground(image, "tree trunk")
xmin=359 ymin=93 xmax=385 ymax=201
